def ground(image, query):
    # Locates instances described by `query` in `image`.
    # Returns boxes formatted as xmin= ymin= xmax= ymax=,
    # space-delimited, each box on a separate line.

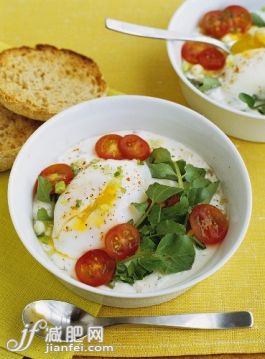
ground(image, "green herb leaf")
xmin=140 ymin=237 xmax=156 ymax=253
xmin=199 ymin=76 xmax=221 ymax=93
xmin=184 ymin=164 xmax=206 ymax=182
xmin=239 ymin=93 xmax=256 ymax=108
xmin=251 ymin=12 xmax=265 ymax=27
xmin=147 ymin=163 xmax=177 ymax=180
xmin=162 ymin=195 xmax=190 ymax=218
xmin=36 ymin=176 xmax=52 ymax=203
xmin=37 ymin=208 xmax=52 ymax=221
xmin=258 ymin=105 xmax=265 ymax=115
xmin=146 ymin=183 xmax=182 ymax=203
xmin=148 ymin=204 xmax=161 ymax=225
xmin=140 ymin=234 xmax=195 ymax=275
xmin=131 ymin=201 xmax=149 ymax=215
xmin=149 ymin=147 xmax=172 ymax=163
xmin=156 ymin=220 xmax=186 ymax=235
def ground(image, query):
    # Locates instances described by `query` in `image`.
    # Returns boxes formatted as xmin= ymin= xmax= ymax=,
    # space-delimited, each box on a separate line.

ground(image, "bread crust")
xmin=0 ymin=44 xmax=107 ymax=121
xmin=0 ymin=105 xmax=40 ymax=171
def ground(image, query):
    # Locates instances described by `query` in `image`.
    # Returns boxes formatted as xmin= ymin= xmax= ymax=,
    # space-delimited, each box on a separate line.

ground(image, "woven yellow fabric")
xmin=0 ymin=0 xmax=265 ymax=358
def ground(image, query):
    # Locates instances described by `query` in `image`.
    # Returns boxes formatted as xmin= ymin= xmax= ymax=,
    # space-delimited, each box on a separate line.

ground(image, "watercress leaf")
xmin=239 ymin=93 xmax=256 ymax=109
xmin=138 ymin=256 xmax=163 ymax=273
xmin=192 ymin=177 xmax=211 ymax=189
xmin=146 ymin=183 xmax=182 ymax=203
xmin=147 ymin=163 xmax=177 ymax=180
xmin=37 ymin=208 xmax=52 ymax=221
xmin=156 ymin=234 xmax=195 ymax=274
xmin=139 ymin=225 xmax=151 ymax=236
xmin=143 ymin=234 xmax=195 ymax=274
xmin=36 ymin=176 xmax=52 ymax=203
xmin=184 ymin=164 xmax=206 ymax=182
xmin=148 ymin=203 xmax=161 ymax=225
xmin=175 ymin=160 xmax=186 ymax=175
xmin=131 ymin=201 xmax=148 ymax=215
xmin=149 ymin=147 xmax=172 ymax=163
xmin=162 ymin=195 xmax=190 ymax=218
xmin=199 ymin=181 xmax=219 ymax=203
xmin=251 ymin=12 xmax=265 ymax=27
xmin=156 ymin=220 xmax=186 ymax=235
xmin=199 ymin=76 xmax=221 ymax=93
xmin=140 ymin=237 xmax=156 ymax=253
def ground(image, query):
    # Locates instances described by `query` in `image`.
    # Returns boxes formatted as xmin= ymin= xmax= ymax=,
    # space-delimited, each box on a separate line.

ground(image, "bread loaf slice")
xmin=0 ymin=44 xmax=107 ymax=121
xmin=0 ymin=105 xmax=40 ymax=171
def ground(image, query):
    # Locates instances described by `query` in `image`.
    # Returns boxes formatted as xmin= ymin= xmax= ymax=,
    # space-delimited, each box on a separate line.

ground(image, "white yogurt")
xmin=33 ymin=131 xmax=226 ymax=293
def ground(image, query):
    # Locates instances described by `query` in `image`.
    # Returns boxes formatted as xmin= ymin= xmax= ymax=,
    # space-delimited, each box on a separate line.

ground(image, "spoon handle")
xmin=105 ymin=18 xmax=230 ymax=53
xmin=106 ymin=311 xmax=253 ymax=329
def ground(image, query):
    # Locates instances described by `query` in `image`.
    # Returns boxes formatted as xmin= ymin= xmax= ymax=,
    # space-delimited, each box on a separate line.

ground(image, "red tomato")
xmin=181 ymin=42 xmax=212 ymax=64
xmin=105 ymin=223 xmax=140 ymax=260
xmin=95 ymin=134 xmax=124 ymax=160
xmin=164 ymin=194 xmax=180 ymax=208
xmin=224 ymin=5 xmax=252 ymax=33
xmin=199 ymin=10 xmax=230 ymax=38
xmin=198 ymin=47 xmax=226 ymax=70
xmin=34 ymin=163 xmax=74 ymax=194
xmin=189 ymin=204 xmax=229 ymax=245
xmin=118 ymin=134 xmax=151 ymax=160
xmin=75 ymin=249 xmax=116 ymax=287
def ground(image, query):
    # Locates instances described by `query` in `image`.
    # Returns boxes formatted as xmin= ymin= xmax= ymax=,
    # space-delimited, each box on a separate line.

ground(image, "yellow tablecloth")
xmin=0 ymin=1 xmax=265 ymax=358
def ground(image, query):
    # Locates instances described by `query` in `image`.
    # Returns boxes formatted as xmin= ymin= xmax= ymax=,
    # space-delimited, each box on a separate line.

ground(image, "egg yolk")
xmin=231 ymin=33 xmax=264 ymax=54
xmin=73 ymin=179 xmax=121 ymax=231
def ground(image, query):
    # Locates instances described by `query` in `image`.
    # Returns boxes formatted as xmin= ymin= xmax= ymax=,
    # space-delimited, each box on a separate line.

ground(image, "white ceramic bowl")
xmin=167 ymin=0 xmax=265 ymax=142
xmin=8 ymin=95 xmax=252 ymax=308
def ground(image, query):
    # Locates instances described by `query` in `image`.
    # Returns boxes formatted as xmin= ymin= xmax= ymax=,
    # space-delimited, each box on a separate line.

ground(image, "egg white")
xmin=52 ymin=159 xmax=152 ymax=258
xmin=223 ymin=48 xmax=265 ymax=99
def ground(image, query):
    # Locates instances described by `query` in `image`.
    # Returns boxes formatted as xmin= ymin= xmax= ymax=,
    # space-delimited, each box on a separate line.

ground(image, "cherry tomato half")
xmin=34 ymin=163 xmax=74 ymax=194
xmin=199 ymin=10 xmax=230 ymax=39
xmin=224 ymin=5 xmax=252 ymax=33
xmin=118 ymin=134 xmax=151 ymax=160
xmin=198 ymin=47 xmax=226 ymax=70
xmin=75 ymin=249 xmax=116 ymax=287
xmin=189 ymin=204 xmax=229 ymax=245
xmin=95 ymin=134 xmax=124 ymax=160
xmin=181 ymin=42 xmax=211 ymax=64
xmin=105 ymin=223 xmax=140 ymax=260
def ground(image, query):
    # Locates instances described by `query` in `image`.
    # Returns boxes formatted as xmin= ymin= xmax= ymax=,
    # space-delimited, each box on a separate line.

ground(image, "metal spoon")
xmin=22 ymin=300 xmax=253 ymax=341
xmin=105 ymin=18 xmax=231 ymax=53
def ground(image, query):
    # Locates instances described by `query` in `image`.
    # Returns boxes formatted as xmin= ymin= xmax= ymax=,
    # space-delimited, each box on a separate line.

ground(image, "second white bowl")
xmin=167 ymin=0 xmax=265 ymax=142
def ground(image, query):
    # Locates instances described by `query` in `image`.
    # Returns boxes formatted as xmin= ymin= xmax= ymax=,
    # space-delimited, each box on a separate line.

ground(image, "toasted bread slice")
xmin=0 ymin=44 xmax=107 ymax=121
xmin=0 ymin=105 xmax=40 ymax=171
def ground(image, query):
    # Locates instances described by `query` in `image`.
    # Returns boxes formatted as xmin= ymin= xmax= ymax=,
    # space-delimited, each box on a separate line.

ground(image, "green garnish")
xmin=239 ymin=93 xmax=265 ymax=115
xmin=37 ymin=208 xmax=52 ymax=221
xmin=36 ymin=176 xmax=52 ymax=203
xmin=37 ymin=235 xmax=52 ymax=245
xmin=114 ymin=147 xmax=219 ymax=285
xmin=190 ymin=76 xmax=221 ymax=93
xmin=75 ymin=199 xmax=82 ymax=208
xmin=55 ymin=181 xmax=66 ymax=194
xmin=251 ymin=12 xmax=265 ymax=27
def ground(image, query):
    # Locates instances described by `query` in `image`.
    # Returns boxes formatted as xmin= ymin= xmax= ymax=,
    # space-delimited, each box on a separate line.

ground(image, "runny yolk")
xmin=231 ymin=33 xmax=264 ymax=54
xmin=70 ymin=178 xmax=122 ymax=231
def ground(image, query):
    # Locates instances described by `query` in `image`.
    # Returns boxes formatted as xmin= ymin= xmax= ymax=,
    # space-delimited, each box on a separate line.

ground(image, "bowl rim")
xmin=8 ymin=95 xmax=252 ymax=299
xmin=166 ymin=0 xmax=265 ymax=122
